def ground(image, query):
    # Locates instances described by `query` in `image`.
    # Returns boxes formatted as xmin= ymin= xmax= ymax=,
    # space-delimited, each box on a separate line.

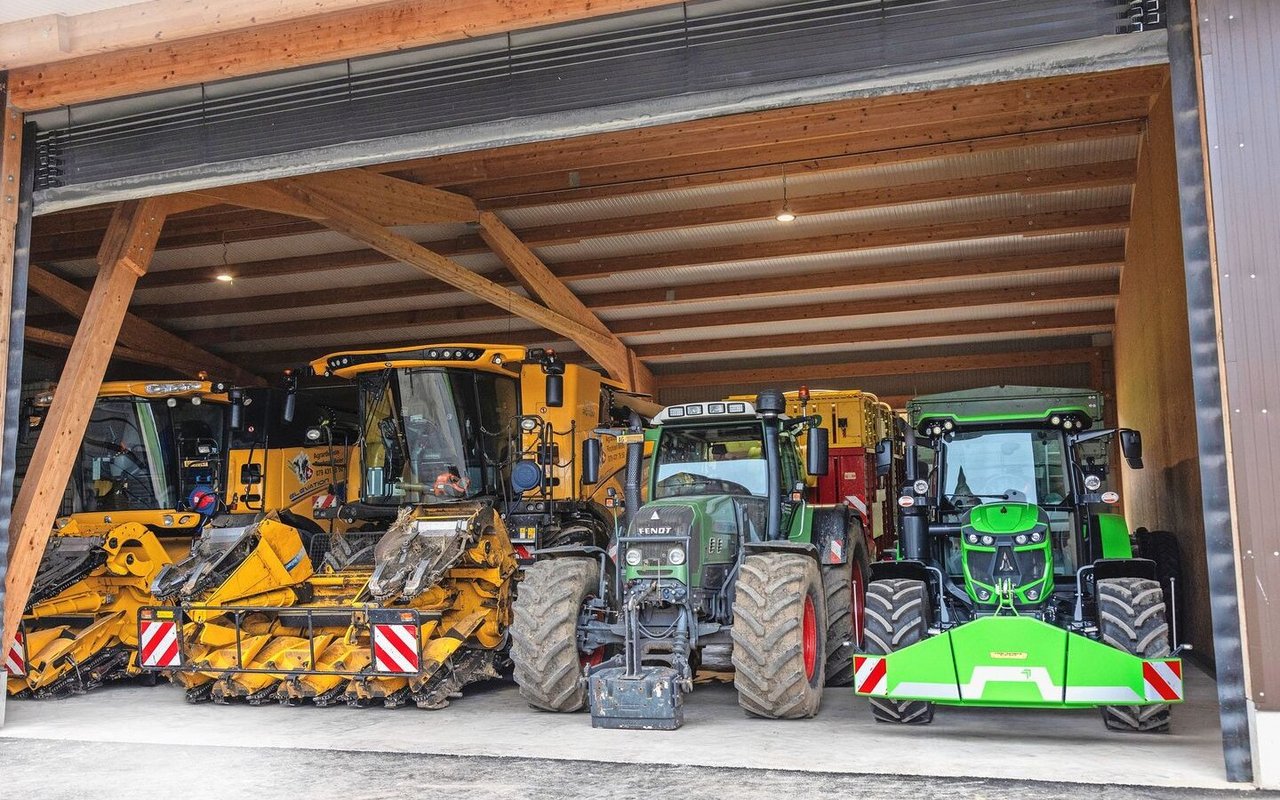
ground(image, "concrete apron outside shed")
xmin=0 ymin=664 xmax=1233 ymax=790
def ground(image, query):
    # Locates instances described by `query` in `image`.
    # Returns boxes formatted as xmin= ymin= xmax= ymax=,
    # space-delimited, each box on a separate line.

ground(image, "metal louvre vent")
xmin=33 ymin=0 xmax=1140 ymax=192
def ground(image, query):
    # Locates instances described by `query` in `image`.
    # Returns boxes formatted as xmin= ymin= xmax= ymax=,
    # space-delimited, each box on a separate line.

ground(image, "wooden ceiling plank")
xmin=291 ymin=170 xmax=479 ymax=224
xmin=633 ymin=311 xmax=1115 ymax=359
xmin=476 ymin=121 xmax=1145 ymax=208
xmin=24 ymin=325 xmax=195 ymax=372
xmin=9 ymin=0 xmax=688 ymax=111
xmin=189 ymin=277 xmax=1118 ymax=347
xmin=652 ymin=347 xmax=1104 ymax=389
xmin=138 ymin=245 xmax=1123 ymax=322
xmin=381 ymin=67 xmax=1165 ymax=185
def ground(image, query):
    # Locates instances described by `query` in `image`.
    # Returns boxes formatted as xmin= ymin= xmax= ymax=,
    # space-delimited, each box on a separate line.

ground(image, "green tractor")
xmin=509 ymin=391 xmax=870 ymax=729
xmin=856 ymin=386 xmax=1184 ymax=732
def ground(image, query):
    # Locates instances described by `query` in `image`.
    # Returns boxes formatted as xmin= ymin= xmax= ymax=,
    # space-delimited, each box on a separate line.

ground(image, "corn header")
xmin=145 ymin=344 xmax=653 ymax=708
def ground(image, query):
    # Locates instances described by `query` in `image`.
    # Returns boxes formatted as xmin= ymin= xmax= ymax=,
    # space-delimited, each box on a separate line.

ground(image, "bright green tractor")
xmin=509 ymin=391 xmax=869 ymax=729
xmin=857 ymin=386 xmax=1185 ymax=732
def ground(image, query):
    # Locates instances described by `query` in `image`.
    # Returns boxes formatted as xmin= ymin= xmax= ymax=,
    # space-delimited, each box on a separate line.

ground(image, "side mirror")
xmin=545 ymin=374 xmax=564 ymax=408
xmin=282 ymin=370 xmax=298 ymax=423
xmin=581 ymin=438 xmax=602 ymax=485
xmin=1120 ymin=429 xmax=1144 ymax=470
xmin=806 ymin=425 xmax=829 ymax=476
xmin=229 ymin=389 xmax=244 ymax=430
xmin=874 ymin=437 xmax=893 ymax=476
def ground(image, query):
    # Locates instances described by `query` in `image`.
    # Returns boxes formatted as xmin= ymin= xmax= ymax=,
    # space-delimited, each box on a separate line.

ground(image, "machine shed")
xmin=0 ymin=0 xmax=1277 ymax=793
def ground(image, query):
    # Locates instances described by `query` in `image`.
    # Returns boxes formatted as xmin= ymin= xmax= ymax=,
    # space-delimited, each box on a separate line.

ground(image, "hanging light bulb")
xmin=215 ymin=234 xmax=234 ymax=283
xmin=776 ymin=162 xmax=796 ymax=222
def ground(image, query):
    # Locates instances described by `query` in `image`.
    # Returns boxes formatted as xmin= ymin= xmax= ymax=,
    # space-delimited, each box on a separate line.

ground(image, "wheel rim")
xmin=802 ymin=594 xmax=818 ymax=681
xmin=851 ymin=561 xmax=866 ymax=648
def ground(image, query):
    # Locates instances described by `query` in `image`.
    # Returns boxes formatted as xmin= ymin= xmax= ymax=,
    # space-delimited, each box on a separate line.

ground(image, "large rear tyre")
xmin=1098 ymin=577 xmax=1172 ymax=732
xmin=510 ymin=557 xmax=600 ymax=712
xmin=821 ymin=548 xmax=867 ymax=687
xmin=863 ymin=579 xmax=934 ymax=724
xmin=731 ymin=553 xmax=826 ymax=719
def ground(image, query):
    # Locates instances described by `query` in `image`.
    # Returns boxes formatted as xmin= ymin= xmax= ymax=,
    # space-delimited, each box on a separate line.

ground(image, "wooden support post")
xmin=26 ymin=264 xmax=265 ymax=387
xmin=2 ymin=198 xmax=168 ymax=658
xmin=0 ymin=104 xmax=21 ymax=481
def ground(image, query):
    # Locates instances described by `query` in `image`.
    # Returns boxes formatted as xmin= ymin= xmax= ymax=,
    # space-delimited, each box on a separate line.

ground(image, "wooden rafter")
xmin=4 ymin=198 xmax=170 ymax=658
xmin=264 ymin=177 xmax=640 ymax=388
xmin=24 ymin=326 xmax=194 ymax=373
xmin=477 ymin=210 xmax=652 ymax=394
xmin=27 ymin=264 xmax=266 ymax=387
xmin=652 ymin=347 xmax=1106 ymax=390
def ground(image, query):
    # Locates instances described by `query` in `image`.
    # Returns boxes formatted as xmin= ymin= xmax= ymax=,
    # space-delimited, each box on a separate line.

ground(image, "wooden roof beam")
xmin=266 ymin=177 xmax=636 ymax=388
xmin=477 ymin=210 xmax=652 ymax=394
xmin=27 ymin=263 xmax=266 ymax=386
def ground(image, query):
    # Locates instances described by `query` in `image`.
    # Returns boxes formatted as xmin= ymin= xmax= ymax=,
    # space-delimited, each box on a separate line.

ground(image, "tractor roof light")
xmin=145 ymin=381 xmax=202 ymax=395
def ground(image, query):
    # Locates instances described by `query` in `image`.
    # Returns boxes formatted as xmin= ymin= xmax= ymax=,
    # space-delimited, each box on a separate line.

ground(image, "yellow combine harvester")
xmin=149 ymin=343 xmax=654 ymax=709
xmin=6 ymin=379 xmax=350 ymax=698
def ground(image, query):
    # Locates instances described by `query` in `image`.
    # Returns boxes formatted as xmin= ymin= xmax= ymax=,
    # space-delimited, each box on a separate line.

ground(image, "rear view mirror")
xmin=806 ymin=425 xmax=829 ymax=476
xmin=874 ymin=437 xmax=893 ymax=476
xmin=229 ymin=389 xmax=244 ymax=430
xmin=1120 ymin=429 xmax=1144 ymax=470
xmin=581 ymin=438 xmax=602 ymax=484
xmin=545 ymin=374 xmax=564 ymax=408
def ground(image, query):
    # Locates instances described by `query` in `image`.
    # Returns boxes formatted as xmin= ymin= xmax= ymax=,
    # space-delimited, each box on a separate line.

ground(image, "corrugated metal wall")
xmin=1198 ymin=0 xmax=1280 ymax=712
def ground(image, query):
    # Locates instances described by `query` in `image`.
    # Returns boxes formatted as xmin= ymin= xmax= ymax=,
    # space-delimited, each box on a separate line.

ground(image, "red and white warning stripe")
xmin=824 ymin=536 xmax=844 ymax=565
xmin=313 ymin=493 xmax=339 ymax=511
xmin=139 ymin=620 xmax=181 ymax=668
xmin=372 ymin=623 xmax=420 ymax=674
xmin=854 ymin=655 xmax=887 ymax=696
xmin=1143 ymin=660 xmax=1183 ymax=702
xmin=5 ymin=631 xmax=25 ymax=676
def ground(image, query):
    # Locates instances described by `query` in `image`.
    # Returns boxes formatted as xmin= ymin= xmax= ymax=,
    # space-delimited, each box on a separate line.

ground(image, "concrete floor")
xmin=0 ymin=664 xmax=1251 ymax=796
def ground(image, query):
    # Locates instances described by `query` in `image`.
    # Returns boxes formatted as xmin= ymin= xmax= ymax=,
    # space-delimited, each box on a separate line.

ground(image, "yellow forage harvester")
xmin=153 ymin=343 xmax=653 ymax=709
xmin=8 ymin=379 xmax=355 ymax=699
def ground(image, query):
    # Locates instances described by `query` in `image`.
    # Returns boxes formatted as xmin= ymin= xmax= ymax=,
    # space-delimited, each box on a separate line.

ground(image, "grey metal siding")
xmin=1198 ymin=0 xmax=1280 ymax=713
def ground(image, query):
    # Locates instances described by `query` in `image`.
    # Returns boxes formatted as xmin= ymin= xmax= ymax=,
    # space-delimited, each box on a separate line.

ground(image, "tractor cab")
xmin=900 ymin=387 xmax=1144 ymax=623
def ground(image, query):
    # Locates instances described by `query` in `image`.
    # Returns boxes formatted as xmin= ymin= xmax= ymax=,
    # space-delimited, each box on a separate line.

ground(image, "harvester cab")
xmin=857 ymin=386 xmax=1184 ymax=732
xmin=512 ymin=389 xmax=865 ymax=730
xmin=9 ymin=379 xmax=237 ymax=698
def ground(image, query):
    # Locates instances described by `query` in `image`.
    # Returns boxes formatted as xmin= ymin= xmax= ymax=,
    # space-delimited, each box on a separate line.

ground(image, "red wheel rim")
xmin=580 ymin=648 xmax=604 ymax=668
xmin=851 ymin=561 xmax=866 ymax=648
xmin=802 ymin=594 xmax=818 ymax=681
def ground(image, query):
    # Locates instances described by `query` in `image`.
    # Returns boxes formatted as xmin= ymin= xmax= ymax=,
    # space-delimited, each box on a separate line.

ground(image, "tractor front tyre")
xmin=1098 ymin=577 xmax=1172 ymax=733
xmin=863 ymin=579 xmax=934 ymax=725
xmin=731 ymin=553 xmax=826 ymax=719
xmin=510 ymin=557 xmax=600 ymax=712
xmin=820 ymin=552 xmax=867 ymax=686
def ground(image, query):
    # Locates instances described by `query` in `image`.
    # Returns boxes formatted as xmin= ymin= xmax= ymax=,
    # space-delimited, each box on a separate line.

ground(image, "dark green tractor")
xmin=509 ymin=391 xmax=869 ymax=729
